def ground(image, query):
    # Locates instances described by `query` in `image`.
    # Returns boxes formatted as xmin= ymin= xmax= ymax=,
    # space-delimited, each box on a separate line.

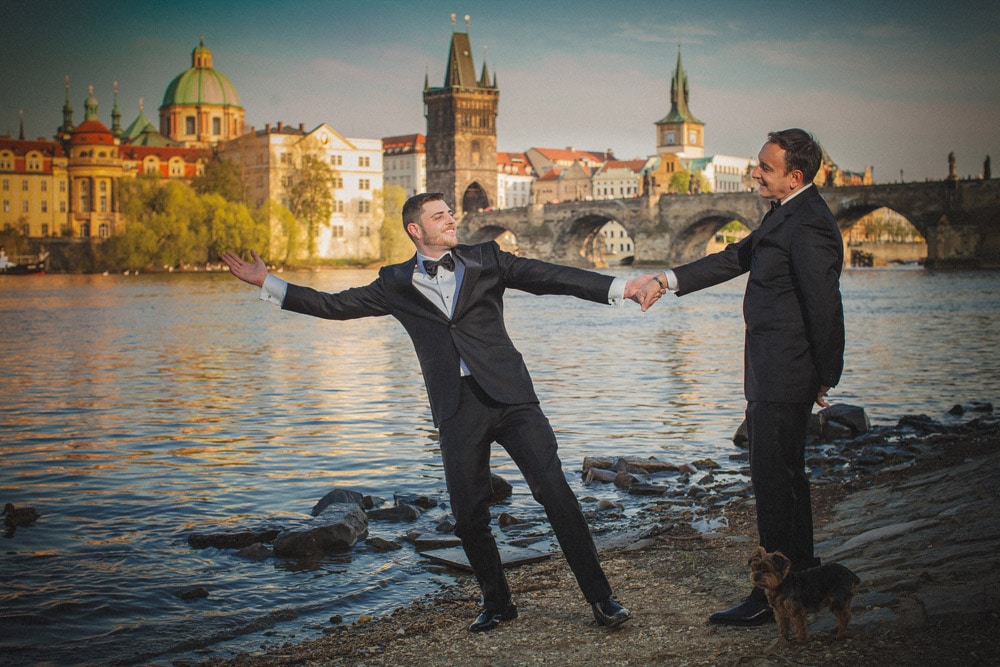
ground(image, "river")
xmin=1 ymin=266 xmax=998 ymax=666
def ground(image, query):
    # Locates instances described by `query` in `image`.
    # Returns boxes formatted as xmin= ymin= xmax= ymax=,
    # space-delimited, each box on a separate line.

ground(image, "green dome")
xmin=161 ymin=39 xmax=242 ymax=109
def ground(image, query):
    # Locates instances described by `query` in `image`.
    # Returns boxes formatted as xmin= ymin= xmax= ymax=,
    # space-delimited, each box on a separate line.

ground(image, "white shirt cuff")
xmin=664 ymin=269 xmax=679 ymax=291
xmin=609 ymin=277 xmax=628 ymax=306
xmin=260 ymin=274 xmax=288 ymax=306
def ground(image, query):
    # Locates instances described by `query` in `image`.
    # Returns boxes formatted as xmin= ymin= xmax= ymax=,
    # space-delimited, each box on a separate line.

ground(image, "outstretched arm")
xmin=221 ymin=249 xmax=268 ymax=287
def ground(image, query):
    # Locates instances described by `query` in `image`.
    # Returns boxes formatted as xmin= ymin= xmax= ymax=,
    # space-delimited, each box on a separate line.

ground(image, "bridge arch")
xmin=461 ymin=181 xmax=490 ymax=214
xmin=670 ymin=210 xmax=756 ymax=261
xmin=554 ymin=213 xmax=636 ymax=267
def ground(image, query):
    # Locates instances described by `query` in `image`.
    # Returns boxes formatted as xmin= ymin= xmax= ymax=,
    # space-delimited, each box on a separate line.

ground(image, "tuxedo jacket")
xmin=672 ymin=186 xmax=845 ymax=403
xmin=281 ymin=241 xmax=615 ymax=424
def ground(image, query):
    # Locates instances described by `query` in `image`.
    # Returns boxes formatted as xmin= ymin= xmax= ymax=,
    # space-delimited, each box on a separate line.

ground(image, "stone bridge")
xmin=460 ymin=179 xmax=1000 ymax=269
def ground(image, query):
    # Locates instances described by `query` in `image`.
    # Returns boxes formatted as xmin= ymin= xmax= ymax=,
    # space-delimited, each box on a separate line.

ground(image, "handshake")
xmin=624 ymin=272 xmax=670 ymax=312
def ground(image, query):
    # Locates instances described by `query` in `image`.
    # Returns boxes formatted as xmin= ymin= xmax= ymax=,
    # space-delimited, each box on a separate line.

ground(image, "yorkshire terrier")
xmin=748 ymin=546 xmax=860 ymax=643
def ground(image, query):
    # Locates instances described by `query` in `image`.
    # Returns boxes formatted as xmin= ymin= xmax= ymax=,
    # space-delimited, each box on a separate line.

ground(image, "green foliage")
xmin=378 ymin=185 xmax=413 ymax=264
xmin=668 ymin=170 xmax=712 ymax=194
xmin=288 ymin=154 xmax=335 ymax=257
xmin=191 ymin=158 xmax=247 ymax=203
xmin=257 ymin=199 xmax=300 ymax=264
xmin=106 ymin=177 xmax=268 ymax=271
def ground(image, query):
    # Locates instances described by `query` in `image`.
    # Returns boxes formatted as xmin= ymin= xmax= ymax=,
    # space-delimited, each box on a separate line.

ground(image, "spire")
xmin=479 ymin=46 xmax=491 ymax=87
xmin=424 ymin=69 xmax=429 ymax=91
xmin=84 ymin=84 xmax=99 ymax=121
xmin=58 ymin=75 xmax=74 ymax=137
xmin=111 ymin=80 xmax=122 ymax=137
xmin=657 ymin=44 xmax=703 ymax=125
xmin=18 ymin=109 xmax=24 ymax=140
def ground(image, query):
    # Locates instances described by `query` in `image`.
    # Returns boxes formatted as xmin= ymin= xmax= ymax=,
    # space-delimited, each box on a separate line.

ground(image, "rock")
xmin=237 ymin=542 xmax=273 ymax=560
xmin=435 ymin=518 xmax=456 ymax=533
xmin=394 ymin=493 xmax=438 ymax=510
xmin=367 ymin=504 xmax=422 ymax=522
xmin=273 ymin=503 xmax=368 ymax=557
xmin=584 ymin=467 xmax=618 ymax=484
xmin=498 ymin=512 xmax=521 ymax=527
xmin=311 ymin=488 xmax=366 ymax=516
xmin=188 ymin=528 xmax=282 ymax=550
xmin=413 ymin=534 xmax=462 ymax=551
xmin=733 ymin=420 xmax=749 ymax=447
xmin=176 ymin=586 xmax=209 ymax=601
xmin=366 ymin=536 xmax=403 ymax=552
xmin=490 ymin=474 xmax=513 ymax=503
xmin=820 ymin=404 xmax=870 ymax=438
xmin=596 ymin=500 xmax=622 ymax=511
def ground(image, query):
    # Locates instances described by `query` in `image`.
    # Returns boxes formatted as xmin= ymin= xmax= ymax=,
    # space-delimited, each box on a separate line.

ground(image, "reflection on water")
xmin=1 ymin=268 xmax=998 ymax=665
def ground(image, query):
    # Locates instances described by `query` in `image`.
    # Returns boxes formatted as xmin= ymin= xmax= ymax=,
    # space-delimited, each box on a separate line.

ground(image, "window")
xmin=186 ymin=116 xmax=196 ymax=134
xmin=80 ymin=180 xmax=90 ymax=211
xmin=330 ymin=154 xmax=342 ymax=166
xmin=21 ymin=223 xmax=28 ymax=235
xmin=666 ymin=131 xmax=676 ymax=145
xmin=331 ymin=225 xmax=344 ymax=237
xmin=2 ymin=200 xmax=8 ymax=212
xmin=41 ymin=224 xmax=49 ymax=236
xmin=99 ymin=196 xmax=107 ymax=212
xmin=333 ymin=200 xmax=344 ymax=213
xmin=22 ymin=179 xmax=29 ymax=191
xmin=212 ymin=117 xmax=221 ymax=135
xmin=359 ymin=178 xmax=370 ymax=190
xmin=22 ymin=201 xmax=29 ymax=212
xmin=41 ymin=200 xmax=47 ymax=213
xmin=99 ymin=223 xmax=110 ymax=238
xmin=359 ymin=156 xmax=370 ymax=167
xmin=41 ymin=181 xmax=47 ymax=192
xmin=332 ymin=176 xmax=343 ymax=188
xmin=59 ymin=181 xmax=66 ymax=192
xmin=2 ymin=179 xmax=7 ymax=190
xmin=358 ymin=200 xmax=370 ymax=213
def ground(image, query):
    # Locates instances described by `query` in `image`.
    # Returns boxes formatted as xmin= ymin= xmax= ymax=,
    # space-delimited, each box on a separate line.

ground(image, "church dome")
xmin=161 ymin=38 xmax=242 ymax=109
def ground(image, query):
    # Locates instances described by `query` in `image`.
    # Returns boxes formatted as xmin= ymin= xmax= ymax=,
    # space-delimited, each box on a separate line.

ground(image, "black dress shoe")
xmin=708 ymin=593 xmax=774 ymax=626
xmin=592 ymin=597 xmax=631 ymax=628
xmin=468 ymin=601 xmax=518 ymax=632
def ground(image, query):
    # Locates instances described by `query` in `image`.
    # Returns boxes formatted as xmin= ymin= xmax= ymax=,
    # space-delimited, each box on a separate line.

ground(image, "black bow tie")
xmin=423 ymin=253 xmax=455 ymax=277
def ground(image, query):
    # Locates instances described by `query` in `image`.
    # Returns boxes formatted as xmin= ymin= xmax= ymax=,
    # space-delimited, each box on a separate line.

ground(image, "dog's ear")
xmin=772 ymin=552 xmax=790 ymax=573
xmin=748 ymin=545 xmax=766 ymax=566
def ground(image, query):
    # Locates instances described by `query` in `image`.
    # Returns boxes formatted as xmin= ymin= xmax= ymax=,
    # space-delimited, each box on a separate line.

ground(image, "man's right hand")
xmin=221 ymin=249 xmax=268 ymax=287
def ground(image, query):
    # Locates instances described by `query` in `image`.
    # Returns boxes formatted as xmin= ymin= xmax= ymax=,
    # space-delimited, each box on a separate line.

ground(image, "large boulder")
xmin=274 ymin=503 xmax=368 ymax=557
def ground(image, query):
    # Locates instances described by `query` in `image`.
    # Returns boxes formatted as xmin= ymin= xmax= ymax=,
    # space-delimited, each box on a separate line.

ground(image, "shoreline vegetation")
xmin=192 ymin=406 xmax=1000 ymax=667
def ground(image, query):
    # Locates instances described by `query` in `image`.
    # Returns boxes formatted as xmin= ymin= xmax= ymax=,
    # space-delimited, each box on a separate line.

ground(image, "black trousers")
xmin=746 ymin=400 xmax=819 ymax=571
xmin=437 ymin=376 xmax=612 ymax=610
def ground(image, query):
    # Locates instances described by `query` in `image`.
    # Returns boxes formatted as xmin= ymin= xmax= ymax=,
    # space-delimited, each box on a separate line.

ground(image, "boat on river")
xmin=0 ymin=250 xmax=48 ymax=275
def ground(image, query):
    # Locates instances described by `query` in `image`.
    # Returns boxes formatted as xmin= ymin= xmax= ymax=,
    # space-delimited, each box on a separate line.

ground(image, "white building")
xmin=591 ymin=159 xmax=650 ymax=200
xmin=497 ymin=152 xmax=534 ymax=209
xmin=382 ymin=134 xmax=426 ymax=197
xmin=686 ymin=155 xmax=757 ymax=193
xmin=221 ymin=122 xmax=382 ymax=261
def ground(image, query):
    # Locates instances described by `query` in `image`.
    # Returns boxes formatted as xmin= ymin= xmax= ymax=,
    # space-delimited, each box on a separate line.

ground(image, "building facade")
xmin=382 ymin=133 xmax=426 ymax=197
xmin=221 ymin=122 xmax=383 ymax=261
xmin=496 ymin=152 xmax=533 ymax=209
xmin=591 ymin=159 xmax=649 ymax=200
xmin=424 ymin=19 xmax=498 ymax=216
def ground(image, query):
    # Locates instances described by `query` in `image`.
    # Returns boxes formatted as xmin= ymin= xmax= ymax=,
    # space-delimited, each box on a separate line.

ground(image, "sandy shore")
xmin=195 ymin=418 xmax=1000 ymax=667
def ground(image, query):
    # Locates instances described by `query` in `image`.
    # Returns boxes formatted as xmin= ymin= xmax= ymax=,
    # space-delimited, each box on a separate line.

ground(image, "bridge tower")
xmin=655 ymin=46 xmax=704 ymax=158
xmin=423 ymin=14 xmax=499 ymax=217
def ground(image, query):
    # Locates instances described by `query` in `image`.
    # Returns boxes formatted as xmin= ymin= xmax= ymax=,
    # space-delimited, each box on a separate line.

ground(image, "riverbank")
xmin=194 ymin=414 xmax=999 ymax=667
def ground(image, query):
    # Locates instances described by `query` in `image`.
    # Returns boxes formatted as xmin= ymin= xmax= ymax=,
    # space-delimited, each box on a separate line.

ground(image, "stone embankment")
xmin=187 ymin=404 xmax=998 ymax=667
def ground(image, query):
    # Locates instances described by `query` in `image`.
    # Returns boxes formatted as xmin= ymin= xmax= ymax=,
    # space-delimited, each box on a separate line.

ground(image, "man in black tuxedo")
xmin=639 ymin=129 xmax=845 ymax=626
xmin=222 ymin=192 xmax=660 ymax=632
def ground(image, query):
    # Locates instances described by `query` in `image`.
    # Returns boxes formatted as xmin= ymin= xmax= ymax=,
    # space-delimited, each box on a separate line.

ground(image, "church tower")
xmin=655 ymin=46 xmax=704 ymax=158
xmin=423 ymin=14 xmax=498 ymax=216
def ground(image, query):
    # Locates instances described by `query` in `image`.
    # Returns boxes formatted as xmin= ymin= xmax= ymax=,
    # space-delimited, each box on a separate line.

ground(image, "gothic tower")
xmin=655 ymin=46 xmax=704 ymax=158
xmin=423 ymin=15 xmax=498 ymax=216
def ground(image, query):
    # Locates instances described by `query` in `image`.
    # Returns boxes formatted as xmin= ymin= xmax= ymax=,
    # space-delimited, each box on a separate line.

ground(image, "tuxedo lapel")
xmin=390 ymin=257 xmax=450 ymax=320
xmin=451 ymin=245 xmax=483 ymax=317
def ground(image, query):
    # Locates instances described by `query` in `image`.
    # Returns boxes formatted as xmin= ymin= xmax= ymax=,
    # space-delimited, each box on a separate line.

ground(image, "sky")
xmin=2 ymin=0 xmax=998 ymax=183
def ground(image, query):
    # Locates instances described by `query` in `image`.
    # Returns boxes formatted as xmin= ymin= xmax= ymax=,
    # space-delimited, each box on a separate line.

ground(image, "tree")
xmin=192 ymin=158 xmax=247 ymax=203
xmin=378 ymin=185 xmax=412 ymax=265
xmin=288 ymin=154 xmax=335 ymax=258
xmin=256 ymin=199 xmax=300 ymax=265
